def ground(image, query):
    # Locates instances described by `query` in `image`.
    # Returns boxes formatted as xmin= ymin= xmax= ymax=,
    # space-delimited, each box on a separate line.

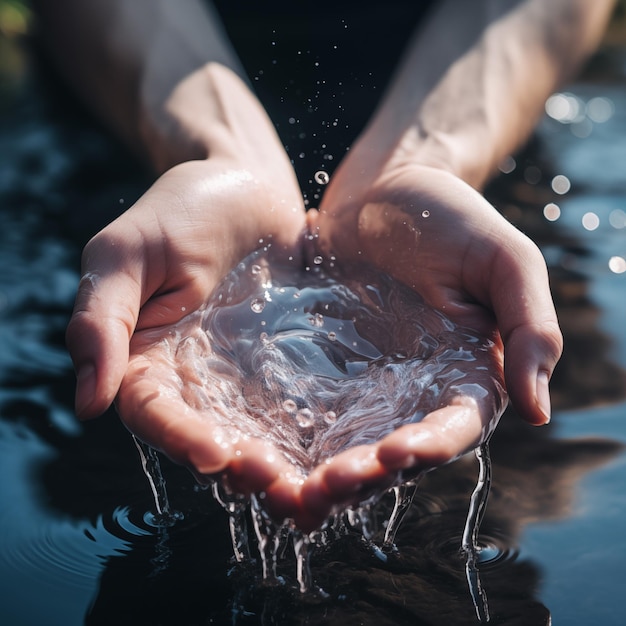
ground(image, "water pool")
xmin=1 ymin=18 xmax=626 ymax=626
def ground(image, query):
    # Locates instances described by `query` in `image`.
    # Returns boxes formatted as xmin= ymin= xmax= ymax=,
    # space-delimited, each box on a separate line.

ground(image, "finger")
xmin=377 ymin=398 xmax=488 ymax=472
xmin=299 ymin=444 xmax=396 ymax=530
xmin=263 ymin=474 xmax=304 ymax=526
xmin=486 ymin=234 xmax=563 ymax=425
xmin=66 ymin=234 xmax=144 ymax=419
xmin=117 ymin=356 xmax=233 ymax=474
xmin=226 ymin=437 xmax=295 ymax=495
xmin=293 ymin=471 xmax=334 ymax=532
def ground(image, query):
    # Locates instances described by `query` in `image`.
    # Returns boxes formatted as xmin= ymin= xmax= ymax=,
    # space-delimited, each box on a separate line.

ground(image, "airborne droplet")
xmin=314 ymin=170 xmax=330 ymax=185
xmin=309 ymin=313 xmax=324 ymax=327
xmin=296 ymin=408 xmax=315 ymax=428
xmin=250 ymin=298 xmax=266 ymax=313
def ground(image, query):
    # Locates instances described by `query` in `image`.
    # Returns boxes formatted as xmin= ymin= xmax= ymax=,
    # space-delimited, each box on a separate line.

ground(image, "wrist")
xmin=345 ymin=121 xmax=497 ymax=194
xmin=138 ymin=63 xmax=291 ymax=177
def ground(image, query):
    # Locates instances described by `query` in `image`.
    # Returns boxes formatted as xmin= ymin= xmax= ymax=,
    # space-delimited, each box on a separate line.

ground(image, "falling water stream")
xmin=137 ymin=430 xmax=494 ymax=619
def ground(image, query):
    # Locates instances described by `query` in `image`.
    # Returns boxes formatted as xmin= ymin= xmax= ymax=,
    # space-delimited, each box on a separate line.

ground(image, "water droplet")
xmin=251 ymin=264 xmax=262 ymax=275
xmin=309 ymin=313 xmax=324 ymax=327
xmin=296 ymin=408 xmax=314 ymax=428
xmin=313 ymin=255 xmax=323 ymax=265
xmin=251 ymin=298 xmax=266 ymax=313
xmin=328 ymin=331 xmax=337 ymax=341
xmin=421 ymin=210 xmax=430 ymax=218
xmin=323 ymin=411 xmax=337 ymax=424
xmin=282 ymin=399 xmax=297 ymax=414
xmin=314 ymin=171 xmax=330 ymax=185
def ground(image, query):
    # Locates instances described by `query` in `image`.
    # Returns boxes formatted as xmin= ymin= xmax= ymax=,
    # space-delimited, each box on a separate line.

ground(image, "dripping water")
xmin=383 ymin=479 xmax=420 ymax=549
xmin=211 ymin=482 xmax=251 ymax=563
xmin=133 ymin=435 xmax=183 ymax=527
xmin=133 ymin=436 xmax=497 ymax=622
xmin=461 ymin=441 xmax=493 ymax=623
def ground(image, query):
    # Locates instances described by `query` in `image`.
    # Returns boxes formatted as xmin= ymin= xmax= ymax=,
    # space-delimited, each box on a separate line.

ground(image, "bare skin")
xmin=36 ymin=0 xmax=615 ymax=530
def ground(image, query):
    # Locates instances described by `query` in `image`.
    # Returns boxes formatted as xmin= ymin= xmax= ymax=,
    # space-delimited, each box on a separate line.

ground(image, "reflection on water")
xmin=1 ymin=19 xmax=626 ymax=626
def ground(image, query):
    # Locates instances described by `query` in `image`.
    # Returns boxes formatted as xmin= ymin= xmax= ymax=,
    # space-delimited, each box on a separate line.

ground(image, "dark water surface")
xmin=1 ymin=21 xmax=626 ymax=626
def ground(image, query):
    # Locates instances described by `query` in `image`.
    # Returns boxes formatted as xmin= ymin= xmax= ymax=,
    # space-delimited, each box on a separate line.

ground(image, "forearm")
xmin=346 ymin=0 xmax=615 ymax=189
xmin=35 ymin=0 xmax=289 ymax=174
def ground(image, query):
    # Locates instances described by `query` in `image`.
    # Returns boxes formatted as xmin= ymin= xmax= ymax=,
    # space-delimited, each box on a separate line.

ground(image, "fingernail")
xmin=75 ymin=363 xmax=96 ymax=419
xmin=536 ymin=371 xmax=552 ymax=425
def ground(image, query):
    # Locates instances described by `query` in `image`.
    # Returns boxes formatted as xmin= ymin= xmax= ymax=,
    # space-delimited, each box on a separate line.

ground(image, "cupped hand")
xmin=313 ymin=164 xmax=563 ymax=434
xmin=66 ymin=157 xmax=306 ymax=422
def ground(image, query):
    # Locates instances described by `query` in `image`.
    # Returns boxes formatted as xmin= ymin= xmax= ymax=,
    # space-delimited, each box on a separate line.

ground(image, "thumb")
xmin=489 ymin=239 xmax=563 ymax=425
xmin=66 ymin=237 xmax=143 ymax=420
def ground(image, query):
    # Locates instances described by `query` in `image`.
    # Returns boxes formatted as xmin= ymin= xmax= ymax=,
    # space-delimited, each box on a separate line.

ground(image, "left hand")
xmin=304 ymin=164 xmax=562 ymax=504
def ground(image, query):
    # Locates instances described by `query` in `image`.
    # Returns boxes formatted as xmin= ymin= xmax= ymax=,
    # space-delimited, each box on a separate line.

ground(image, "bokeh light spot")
xmin=582 ymin=212 xmax=600 ymax=231
xmin=498 ymin=155 xmax=516 ymax=174
xmin=523 ymin=166 xmax=541 ymax=185
xmin=545 ymin=92 xmax=584 ymax=123
xmin=551 ymin=175 xmax=571 ymax=195
xmin=543 ymin=203 xmax=561 ymax=221
xmin=586 ymin=97 xmax=614 ymax=123
xmin=609 ymin=209 xmax=626 ymax=229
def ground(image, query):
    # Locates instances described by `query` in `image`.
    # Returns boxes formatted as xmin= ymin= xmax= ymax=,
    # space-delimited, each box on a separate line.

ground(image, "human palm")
xmin=315 ymin=164 xmax=562 ymax=428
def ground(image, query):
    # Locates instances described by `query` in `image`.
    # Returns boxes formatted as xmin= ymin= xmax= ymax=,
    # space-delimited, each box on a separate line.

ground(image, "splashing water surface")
xmin=166 ymin=250 xmax=504 ymax=475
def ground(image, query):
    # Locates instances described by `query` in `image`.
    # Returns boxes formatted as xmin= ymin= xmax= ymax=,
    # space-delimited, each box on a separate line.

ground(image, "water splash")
xmin=132 ymin=435 xmax=499 ymax=620
xmin=170 ymin=250 xmax=505 ymax=477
